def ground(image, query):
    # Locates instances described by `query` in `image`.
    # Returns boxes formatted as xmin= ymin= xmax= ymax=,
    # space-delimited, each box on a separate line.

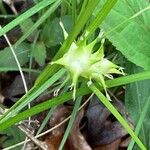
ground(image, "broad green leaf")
xmin=20 ymin=18 xmax=36 ymax=41
xmin=99 ymin=0 xmax=150 ymax=70
xmin=0 ymin=126 xmax=25 ymax=150
xmin=0 ymin=43 xmax=30 ymax=69
xmin=20 ymin=18 xmax=34 ymax=35
xmin=42 ymin=15 xmax=73 ymax=47
xmin=125 ymin=62 xmax=150 ymax=149
xmin=32 ymin=41 xmax=46 ymax=66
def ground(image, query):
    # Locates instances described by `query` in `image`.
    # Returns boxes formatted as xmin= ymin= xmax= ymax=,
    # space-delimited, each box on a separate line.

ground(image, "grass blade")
xmin=59 ymin=97 xmax=82 ymax=150
xmin=0 ymin=0 xmax=57 ymax=37
xmin=89 ymin=83 xmax=146 ymax=150
xmin=0 ymin=88 xmax=89 ymax=131
xmin=36 ymin=107 xmax=56 ymax=135
xmin=0 ymin=68 xmax=66 ymax=123
xmin=86 ymin=0 xmax=118 ymax=38
xmin=15 ymin=0 xmax=62 ymax=47
xmin=1 ymin=71 xmax=150 ymax=131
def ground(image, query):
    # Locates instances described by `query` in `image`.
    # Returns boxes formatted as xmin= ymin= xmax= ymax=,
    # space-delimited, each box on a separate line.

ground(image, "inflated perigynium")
xmin=51 ymin=22 xmax=124 ymax=100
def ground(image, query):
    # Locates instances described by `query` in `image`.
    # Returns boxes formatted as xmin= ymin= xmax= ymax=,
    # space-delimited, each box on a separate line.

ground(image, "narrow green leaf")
xmin=0 ymin=67 xmax=40 ymax=73
xmin=59 ymin=97 xmax=82 ymax=150
xmin=86 ymin=0 xmax=118 ymax=38
xmin=15 ymin=0 xmax=62 ymax=47
xmin=0 ymin=88 xmax=89 ymax=131
xmin=36 ymin=107 xmax=56 ymax=135
xmin=89 ymin=83 xmax=146 ymax=150
xmin=0 ymin=0 xmax=57 ymax=37
xmin=128 ymin=96 xmax=150 ymax=150
xmin=0 ymin=69 xmax=66 ymax=123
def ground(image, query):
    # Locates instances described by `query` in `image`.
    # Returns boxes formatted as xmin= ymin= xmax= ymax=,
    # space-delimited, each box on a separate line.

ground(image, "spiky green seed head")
xmin=51 ymin=22 xmax=124 ymax=100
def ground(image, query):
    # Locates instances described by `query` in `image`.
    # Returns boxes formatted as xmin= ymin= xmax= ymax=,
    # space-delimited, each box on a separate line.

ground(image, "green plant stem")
xmin=71 ymin=0 xmax=77 ymax=24
xmin=0 ymin=67 xmax=40 ymax=73
xmin=89 ymin=83 xmax=146 ymax=150
xmin=128 ymin=95 xmax=150 ymax=150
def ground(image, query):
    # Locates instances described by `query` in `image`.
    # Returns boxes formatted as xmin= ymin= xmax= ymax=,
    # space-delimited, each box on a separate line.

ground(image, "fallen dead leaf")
xmin=68 ymin=109 xmax=92 ymax=150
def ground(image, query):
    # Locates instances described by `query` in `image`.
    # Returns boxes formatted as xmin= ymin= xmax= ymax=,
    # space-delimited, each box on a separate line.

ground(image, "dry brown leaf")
xmin=68 ymin=109 xmax=92 ymax=150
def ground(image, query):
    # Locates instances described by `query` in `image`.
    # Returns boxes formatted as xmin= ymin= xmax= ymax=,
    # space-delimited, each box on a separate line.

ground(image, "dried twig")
xmin=18 ymin=124 xmax=48 ymax=150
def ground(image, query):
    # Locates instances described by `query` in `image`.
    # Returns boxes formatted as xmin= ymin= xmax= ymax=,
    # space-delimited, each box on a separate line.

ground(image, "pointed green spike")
xmin=97 ymin=74 xmax=111 ymax=101
xmin=71 ymin=72 xmax=80 ymax=100
xmin=86 ymin=38 xmax=97 ymax=53
xmin=50 ymin=33 xmax=125 ymax=101
xmin=59 ymin=21 xmax=68 ymax=39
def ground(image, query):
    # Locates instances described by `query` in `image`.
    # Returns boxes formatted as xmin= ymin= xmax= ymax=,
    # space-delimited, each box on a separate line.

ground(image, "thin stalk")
xmin=0 ymin=26 xmax=28 ymax=93
xmin=36 ymin=107 xmax=56 ymax=135
xmin=0 ymin=67 xmax=40 ymax=73
xmin=1 ymin=25 xmax=30 ymax=150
